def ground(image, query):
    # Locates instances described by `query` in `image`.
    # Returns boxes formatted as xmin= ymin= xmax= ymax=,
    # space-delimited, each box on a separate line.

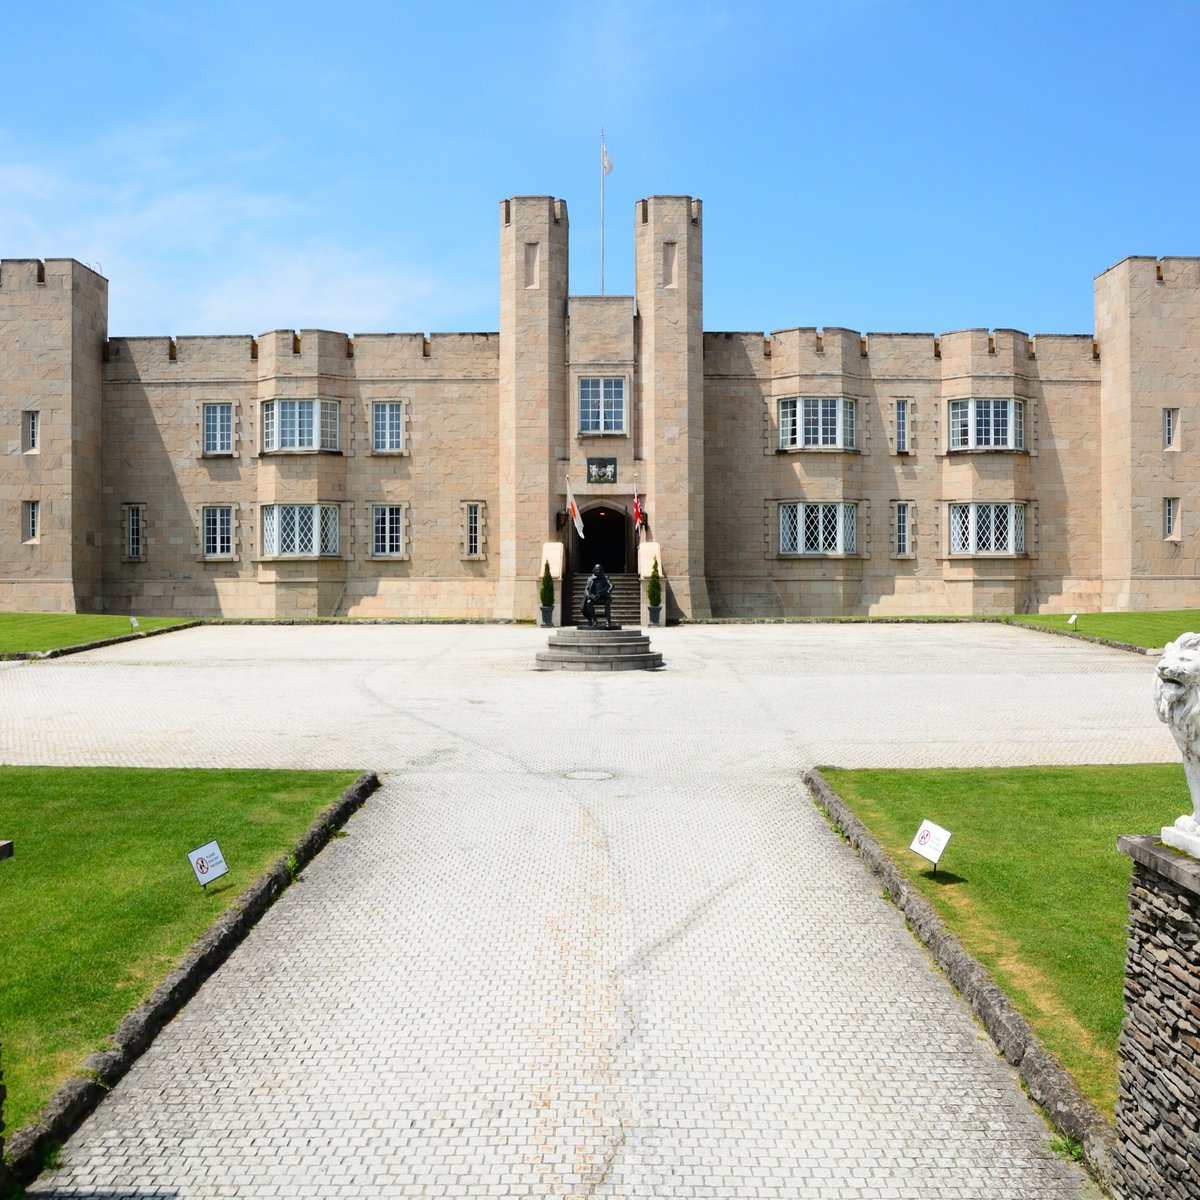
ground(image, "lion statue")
xmin=1154 ymin=632 xmax=1200 ymax=853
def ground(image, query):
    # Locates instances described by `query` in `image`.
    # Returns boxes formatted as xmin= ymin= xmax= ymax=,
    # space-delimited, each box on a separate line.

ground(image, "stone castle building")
xmin=1 ymin=194 xmax=1197 ymax=620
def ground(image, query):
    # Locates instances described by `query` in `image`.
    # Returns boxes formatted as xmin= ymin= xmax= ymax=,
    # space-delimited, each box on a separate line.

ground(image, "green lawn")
xmin=1010 ymin=609 xmax=1200 ymax=649
xmin=0 ymin=767 xmax=360 ymax=1134
xmin=819 ymin=764 xmax=1187 ymax=1118
xmin=0 ymin=614 xmax=192 ymax=654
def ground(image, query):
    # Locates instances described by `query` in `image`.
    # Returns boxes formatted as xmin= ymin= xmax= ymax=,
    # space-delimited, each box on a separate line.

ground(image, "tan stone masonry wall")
xmin=703 ymin=325 xmax=1101 ymax=615
xmin=2 ymin=206 xmax=1198 ymax=619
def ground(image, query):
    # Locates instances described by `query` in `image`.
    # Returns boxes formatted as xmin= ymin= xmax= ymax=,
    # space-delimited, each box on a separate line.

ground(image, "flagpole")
xmin=600 ymin=130 xmax=606 ymax=296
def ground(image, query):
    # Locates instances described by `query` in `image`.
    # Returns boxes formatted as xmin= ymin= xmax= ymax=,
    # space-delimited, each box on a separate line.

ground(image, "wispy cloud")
xmin=0 ymin=136 xmax=492 ymax=335
xmin=187 ymin=249 xmax=478 ymax=337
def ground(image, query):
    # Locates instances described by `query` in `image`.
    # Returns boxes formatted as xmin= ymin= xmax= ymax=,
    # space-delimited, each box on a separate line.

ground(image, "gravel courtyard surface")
xmin=9 ymin=622 xmax=1159 ymax=1198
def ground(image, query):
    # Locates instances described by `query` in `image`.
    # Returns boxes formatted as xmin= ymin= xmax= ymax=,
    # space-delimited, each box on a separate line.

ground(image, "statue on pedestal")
xmin=1155 ymin=632 xmax=1200 ymax=858
xmin=581 ymin=564 xmax=614 ymax=629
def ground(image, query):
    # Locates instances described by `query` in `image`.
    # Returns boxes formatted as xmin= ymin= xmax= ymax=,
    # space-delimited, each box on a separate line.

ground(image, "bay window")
xmin=262 ymin=399 xmax=340 ymax=452
xmin=948 ymin=398 xmax=1025 ymax=451
xmin=948 ymin=502 xmax=1026 ymax=554
xmin=780 ymin=501 xmax=857 ymax=555
xmin=261 ymin=504 xmax=340 ymax=556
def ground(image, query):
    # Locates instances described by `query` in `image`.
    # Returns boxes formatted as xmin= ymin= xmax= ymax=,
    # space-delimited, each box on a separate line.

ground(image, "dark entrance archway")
xmin=577 ymin=507 xmax=629 ymax=574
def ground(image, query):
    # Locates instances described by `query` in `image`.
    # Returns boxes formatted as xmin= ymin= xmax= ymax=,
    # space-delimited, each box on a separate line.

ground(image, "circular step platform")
xmin=535 ymin=624 xmax=664 ymax=671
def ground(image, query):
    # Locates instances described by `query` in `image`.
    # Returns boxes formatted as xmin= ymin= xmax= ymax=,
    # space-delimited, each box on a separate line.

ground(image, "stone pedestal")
xmin=1161 ymin=814 xmax=1200 ymax=858
xmin=1113 ymin=835 xmax=1200 ymax=1200
xmin=535 ymin=626 xmax=663 ymax=671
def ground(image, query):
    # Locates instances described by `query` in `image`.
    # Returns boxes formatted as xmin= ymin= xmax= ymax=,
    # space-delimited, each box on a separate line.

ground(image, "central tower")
xmin=495 ymin=197 xmax=570 ymax=618
xmin=634 ymin=196 xmax=711 ymax=617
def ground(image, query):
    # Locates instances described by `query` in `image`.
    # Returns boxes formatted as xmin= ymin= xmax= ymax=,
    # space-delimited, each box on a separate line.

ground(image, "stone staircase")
xmin=566 ymin=573 xmax=641 ymax=627
xmin=535 ymin=626 xmax=664 ymax=672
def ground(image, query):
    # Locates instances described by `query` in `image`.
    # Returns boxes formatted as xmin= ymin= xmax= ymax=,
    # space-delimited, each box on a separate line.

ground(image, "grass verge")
xmin=1009 ymin=609 xmax=1200 ymax=649
xmin=0 ymin=614 xmax=191 ymax=655
xmin=819 ymin=763 xmax=1187 ymax=1118
xmin=0 ymin=766 xmax=360 ymax=1133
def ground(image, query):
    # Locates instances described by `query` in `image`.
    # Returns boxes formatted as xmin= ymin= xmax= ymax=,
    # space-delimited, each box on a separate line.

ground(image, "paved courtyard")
xmin=5 ymin=622 xmax=1175 ymax=1198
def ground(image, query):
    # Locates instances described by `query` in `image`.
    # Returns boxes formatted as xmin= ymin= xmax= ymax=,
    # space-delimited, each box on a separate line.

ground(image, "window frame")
xmin=948 ymin=502 xmax=1027 ymax=555
xmin=261 ymin=503 xmax=341 ymax=557
xmin=371 ymin=504 xmax=406 ymax=557
xmin=202 ymin=505 xmax=234 ymax=558
xmin=894 ymin=501 xmax=911 ymax=557
xmin=894 ymin=399 xmax=908 ymax=453
xmin=578 ymin=377 xmax=626 ymax=436
xmin=125 ymin=506 xmax=141 ymax=561
xmin=947 ymin=397 xmax=1026 ymax=451
xmin=779 ymin=397 xmax=857 ymax=450
xmin=779 ymin=501 xmax=858 ymax=556
xmin=1164 ymin=408 xmax=1180 ymax=451
xmin=124 ymin=504 xmax=145 ymax=561
xmin=23 ymin=410 xmax=39 ymax=453
xmin=203 ymin=402 xmax=233 ymax=455
xmin=372 ymin=401 xmax=406 ymax=453
xmin=1164 ymin=497 xmax=1181 ymax=540
xmin=23 ymin=499 xmax=40 ymax=544
xmin=261 ymin=399 xmax=340 ymax=453
xmin=462 ymin=500 xmax=486 ymax=560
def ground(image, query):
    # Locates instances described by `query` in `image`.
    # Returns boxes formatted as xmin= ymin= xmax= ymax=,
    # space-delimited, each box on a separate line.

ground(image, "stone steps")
xmin=567 ymin=573 xmax=641 ymax=626
xmin=535 ymin=626 xmax=664 ymax=672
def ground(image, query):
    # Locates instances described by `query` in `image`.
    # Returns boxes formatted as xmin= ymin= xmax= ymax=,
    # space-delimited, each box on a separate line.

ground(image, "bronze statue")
xmin=581 ymin=564 xmax=614 ymax=629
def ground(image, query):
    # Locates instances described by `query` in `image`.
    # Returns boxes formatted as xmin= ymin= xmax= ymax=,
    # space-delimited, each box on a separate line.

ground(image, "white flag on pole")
xmin=566 ymin=478 xmax=585 ymax=538
xmin=601 ymin=139 xmax=612 ymax=176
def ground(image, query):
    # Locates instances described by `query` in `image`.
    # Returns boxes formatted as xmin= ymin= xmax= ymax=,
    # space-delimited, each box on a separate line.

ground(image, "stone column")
xmin=1113 ymin=835 xmax=1200 ymax=1200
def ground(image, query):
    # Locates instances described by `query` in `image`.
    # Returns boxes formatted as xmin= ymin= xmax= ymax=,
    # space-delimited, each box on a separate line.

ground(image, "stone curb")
xmin=1003 ymin=621 xmax=1156 ymax=657
xmin=677 ymin=615 xmax=1159 ymax=657
xmin=210 ymin=618 xmax=528 ymax=626
xmin=2 ymin=770 xmax=380 ymax=1194
xmin=679 ymin=616 xmax=989 ymax=626
xmin=0 ymin=621 xmax=203 ymax=662
xmin=803 ymin=768 xmax=1115 ymax=1192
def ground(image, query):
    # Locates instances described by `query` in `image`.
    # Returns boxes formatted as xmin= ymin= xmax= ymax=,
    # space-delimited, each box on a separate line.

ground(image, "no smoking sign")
xmin=187 ymin=840 xmax=229 ymax=887
xmin=909 ymin=819 xmax=952 ymax=867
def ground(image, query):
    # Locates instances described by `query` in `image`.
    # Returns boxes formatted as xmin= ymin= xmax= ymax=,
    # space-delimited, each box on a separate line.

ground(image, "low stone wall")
xmin=1113 ymin=836 xmax=1200 ymax=1200
xmin=1 ymin=1047 xmax=10 ymax=1197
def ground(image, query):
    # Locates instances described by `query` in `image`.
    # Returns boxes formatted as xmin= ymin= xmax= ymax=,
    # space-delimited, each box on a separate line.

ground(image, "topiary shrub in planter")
xmin=539 ymin=561 xmax=555 ymax=627
xmin=646 ymin=557 xmax=662 ymax=626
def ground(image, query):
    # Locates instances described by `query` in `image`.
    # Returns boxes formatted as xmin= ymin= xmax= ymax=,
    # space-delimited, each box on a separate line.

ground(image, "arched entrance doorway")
xmin=577 ymin=506 xmax=630 ymax=574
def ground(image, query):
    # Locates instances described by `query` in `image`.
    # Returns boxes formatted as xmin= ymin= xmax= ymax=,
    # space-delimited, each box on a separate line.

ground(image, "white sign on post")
xmin=910 ymin=819 xmax=952 ymax=868
xmin=187 ymin=840 xmax=229 ymax=887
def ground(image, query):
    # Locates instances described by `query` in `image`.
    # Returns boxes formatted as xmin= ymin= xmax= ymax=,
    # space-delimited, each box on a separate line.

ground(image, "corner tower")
xmin=1095 ymin=256 xmax=1200 ymax=609
xmin=0 ymin=259 xmax=107 ymax=612
xmin=634 ymin=196 xmax=710 ymax=618
xmin=496 ymin=197 xmax=569 ymax=618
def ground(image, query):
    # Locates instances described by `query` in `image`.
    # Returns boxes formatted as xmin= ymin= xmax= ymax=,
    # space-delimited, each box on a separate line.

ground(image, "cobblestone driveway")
xmin=10 ymin=623 xmax=1168 ymax=1198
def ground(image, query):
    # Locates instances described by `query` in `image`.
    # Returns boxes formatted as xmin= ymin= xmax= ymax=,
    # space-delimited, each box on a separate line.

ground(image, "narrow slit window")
xmin=1165 ymin=497 xmax=1181 ymax=539
xmin=1164 ymin=408 xmax=1180 ymax=450
xmin=895 ymin=502 xmax=909 ymax=555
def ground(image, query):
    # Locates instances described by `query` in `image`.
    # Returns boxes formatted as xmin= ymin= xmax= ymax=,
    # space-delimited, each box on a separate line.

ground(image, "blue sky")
xmin=4 ymin=1 xmax=1198 ymax=338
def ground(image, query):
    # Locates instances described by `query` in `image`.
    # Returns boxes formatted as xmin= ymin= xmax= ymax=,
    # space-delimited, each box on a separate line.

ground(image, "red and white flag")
xmin=567 ymin=478 xmax=584 ymax=537
xmin=632 ymin=491 xmax=643 ymax=537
